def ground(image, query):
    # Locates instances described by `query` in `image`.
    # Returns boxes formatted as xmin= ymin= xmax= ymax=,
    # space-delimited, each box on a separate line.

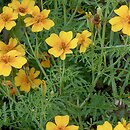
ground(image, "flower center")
xmin=19 ymin=7 xmax=26 ymax=13
xmin=57 ymin=126 xmax=65 ymax=130
xmin=61 ymin=42 xmax=66 ymax=50
xmin=36 ymin=14 xmax=44 ymax=22
xmin=1 ymin=14 xmax=10 ymax=22
xmin=1 ymin=55 xmax=10 ymax=63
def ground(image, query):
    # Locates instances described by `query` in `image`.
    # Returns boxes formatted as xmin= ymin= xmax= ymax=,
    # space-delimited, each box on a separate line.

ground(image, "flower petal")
xmin=43 ymin=19 xmax=54 ymax=30
xmin=45 ymin=33 xmax=61 ymax=47
xmin=114 ymin=5 xmax=128 ymax=18
xmin=97 ymin=121 xmax=112 ymax=130
xmin=48 ymin=48 xmax=63 ymax=57
xmin=60 ymin=52 xmax=66 ymax=60
xmin=0 ymin=19 xmax=5 ymax=32
xmin=24 ymin=17 xmax=36 ymax=27
xmin=82 ymin=30 xmax=92 ymax=37
xmin=8 ymin=38 xmax=17 ymax=49
xmin=59 ymin=31 xmax=73 ymax=44
xmin=0 ymin=41 xmax=6 ymax=51
xmin=68 ymin=38 xmax=78 ymax=49
xmin=20 ymin=83 xmax=31 ymax=92
xmin=0 ymin=62 xmax=12 ymax=76
xmin=41 ymin=9 xmax=50 ymax=18
xmin=114 ymin=123 xmax=126 ymax=130
xmin=122 ymin=23 xmax=130 ymax=36
xmin=9 ymin=57 xmax=27 ymax=68
xmin=66 ymin=125 xmax=79 ymax=130
xmin=31 ymin=22 xmax=44 ymax=32
xmin=46 ymin=122 xmax=57 ymax=130
xmin=5 ymin=21 xmax=16 ymax=30
xmin=55 ymin=115 xmax=69 ymax=127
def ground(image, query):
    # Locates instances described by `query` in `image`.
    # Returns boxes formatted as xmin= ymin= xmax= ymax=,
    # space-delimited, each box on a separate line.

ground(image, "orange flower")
xmin=0 ymin=6 xmax=18 ymax=32
xmin=76 ymin=30 xmax=92 ymax=53
xmin=0 ymin=37 xmax=25 ymax=55
xmin=24 ymin=6 xmax=54 ymax=32
xmin=0 ymin=50 xmax=27 ymax=76
xmin=46 ymin=115 xmax=79 ymax=130
xmin=45 ymin=31 xmax=78 ymax=60
xmin=109 ymin=5 xmax=130 ymax=36
xmin=41 ymin=52 xmax=51 ymax=68
xmin=8 ymin=0 xmax=35 ymax=16
xmin=15 ymin=67 xmax=42 ymax=92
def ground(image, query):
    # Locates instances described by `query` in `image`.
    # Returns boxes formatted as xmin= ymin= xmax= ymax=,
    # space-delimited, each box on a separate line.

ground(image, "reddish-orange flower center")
xmin=1 ymin=14 xmax=10 ymax=22
xmin=19 ymin=6 xmax=27 ymax=13
xmin=126 ymin=16 xmax=130 ymax=24
xmin=61 ymin=42 xmax=67 ymax=50
xmin=1 ymin=55 xmax=11 ymax=63
xmin=57 ymin=126 xmax=65 ymax=130
xmin=35 ymin=14 xmax=45 ymax=22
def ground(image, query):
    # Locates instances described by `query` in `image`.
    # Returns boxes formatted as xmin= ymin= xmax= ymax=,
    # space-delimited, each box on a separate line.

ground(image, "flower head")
xmin=45 ymin=31 xmax=78 ymax=60
xmin=0 ymin=6 xmax=18 ymax=32
xmin=8 ymin=0 xmax=35 ymax=16
xmin=15 ymin=67 xmax=42 ymax=92
xmin=109 ymin=5 xmax=130 ymax=36
xmin=76 ymin=30 xmax=92 ymax=53
xmin=0 ymin=50 xmax=27 ymax=76
xmin=114 ymin=118 xmax=130 ymax=130
xmin=0 ymin=37 xmax=25 ymax=55
xmin=46 ymin=115 xmax=79 ymax=130
xmin=24 ymin=6 xmax=54 ymax=32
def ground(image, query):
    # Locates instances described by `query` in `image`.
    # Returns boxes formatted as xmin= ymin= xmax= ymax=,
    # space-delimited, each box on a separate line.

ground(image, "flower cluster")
xmin=0 ymin=0 xmax=54 ymax=33
xmin=0 ymin=38 xmax=27 ymax=76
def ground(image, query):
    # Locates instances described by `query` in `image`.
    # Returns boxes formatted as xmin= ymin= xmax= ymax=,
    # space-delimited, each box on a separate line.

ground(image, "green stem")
xmin=24 ymin=30 xmax=49 ymax=82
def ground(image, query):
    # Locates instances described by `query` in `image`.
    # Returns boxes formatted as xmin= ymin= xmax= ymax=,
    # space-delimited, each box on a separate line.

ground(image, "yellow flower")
xmin=114 ymin=118 xmax=130 ymax=130
xmin=76 ymin=30 xmax=92 ymax=53
xmin=41 ymin=52 xmax=51 ymax=68
xmin=97 ymin=121 xmax=113 ymax=130
xmin=45 ymin=31 xmax=78 ymax=60
xmin=24 ymin=6 xmax=54 ymax=32
xmin=46 ymin=115 xmax=79 ymax=130
xmin=0 ymin=37 xmax=25 ymax=55
xmin=0 ymin=50 xmax=27 ymax=76
xmin=15 ymin=67 xmax=42 ymax=92
xmin=0 ymin=6 xmax=18 ymax=32
xmin=8 ymin=0 xmax=35 ymax=16
xmin=109 ymin=5 xmax=130 ymax=36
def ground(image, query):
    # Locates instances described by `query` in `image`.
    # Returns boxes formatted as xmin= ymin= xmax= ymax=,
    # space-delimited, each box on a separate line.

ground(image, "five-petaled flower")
xmin=109 ymin=5 xmax=130 ymax=36
xmin=8 ymin=0 xmax=35 ymax=16
xmin=24 ymin=6 xmax=54 ymax=32
xmin=15 ymin=67 xmax=42 ymax=92
xmin=0 ymin=37 xmax=25 ymax=55
xmin=0 ymin=50 xmax=27 ymax=76
xmin=45 ymin=31 xmax=78 ymax=60
xmin=46 ymin=115 xmax=79 ymax=130
xmin=0 ymin=6 xmax=18 ymax=32
xmin=76 ymin=30 xmax=92 ymax=53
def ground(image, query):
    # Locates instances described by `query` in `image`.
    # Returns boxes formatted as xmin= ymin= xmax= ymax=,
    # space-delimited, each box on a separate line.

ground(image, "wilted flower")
xmin=109 ymin=5 xmax=130 ymax=36
xmin=45 ymin=31 xmax=78 ymax=60
xmin=0 ymin=6 xmax=18 ymax=32
xmin=0 ymin=37 xmax=25 ymax=55
xmin=46 ymin=115 xmax=79 ymax=130
xmin=8 ymin=0 xmax=35 ymax=16
xmin=76 ymin=30 xmax=92 ymax=53
xmin=41 ymin=52 xmax=51 ymax=68
xmin=24 ymin=6 xmax=54 ymax=32
xmin=0 ymin=50 xmax=27 ymax=76
xmin=15 ymin=67 xmax=42 ymax=92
